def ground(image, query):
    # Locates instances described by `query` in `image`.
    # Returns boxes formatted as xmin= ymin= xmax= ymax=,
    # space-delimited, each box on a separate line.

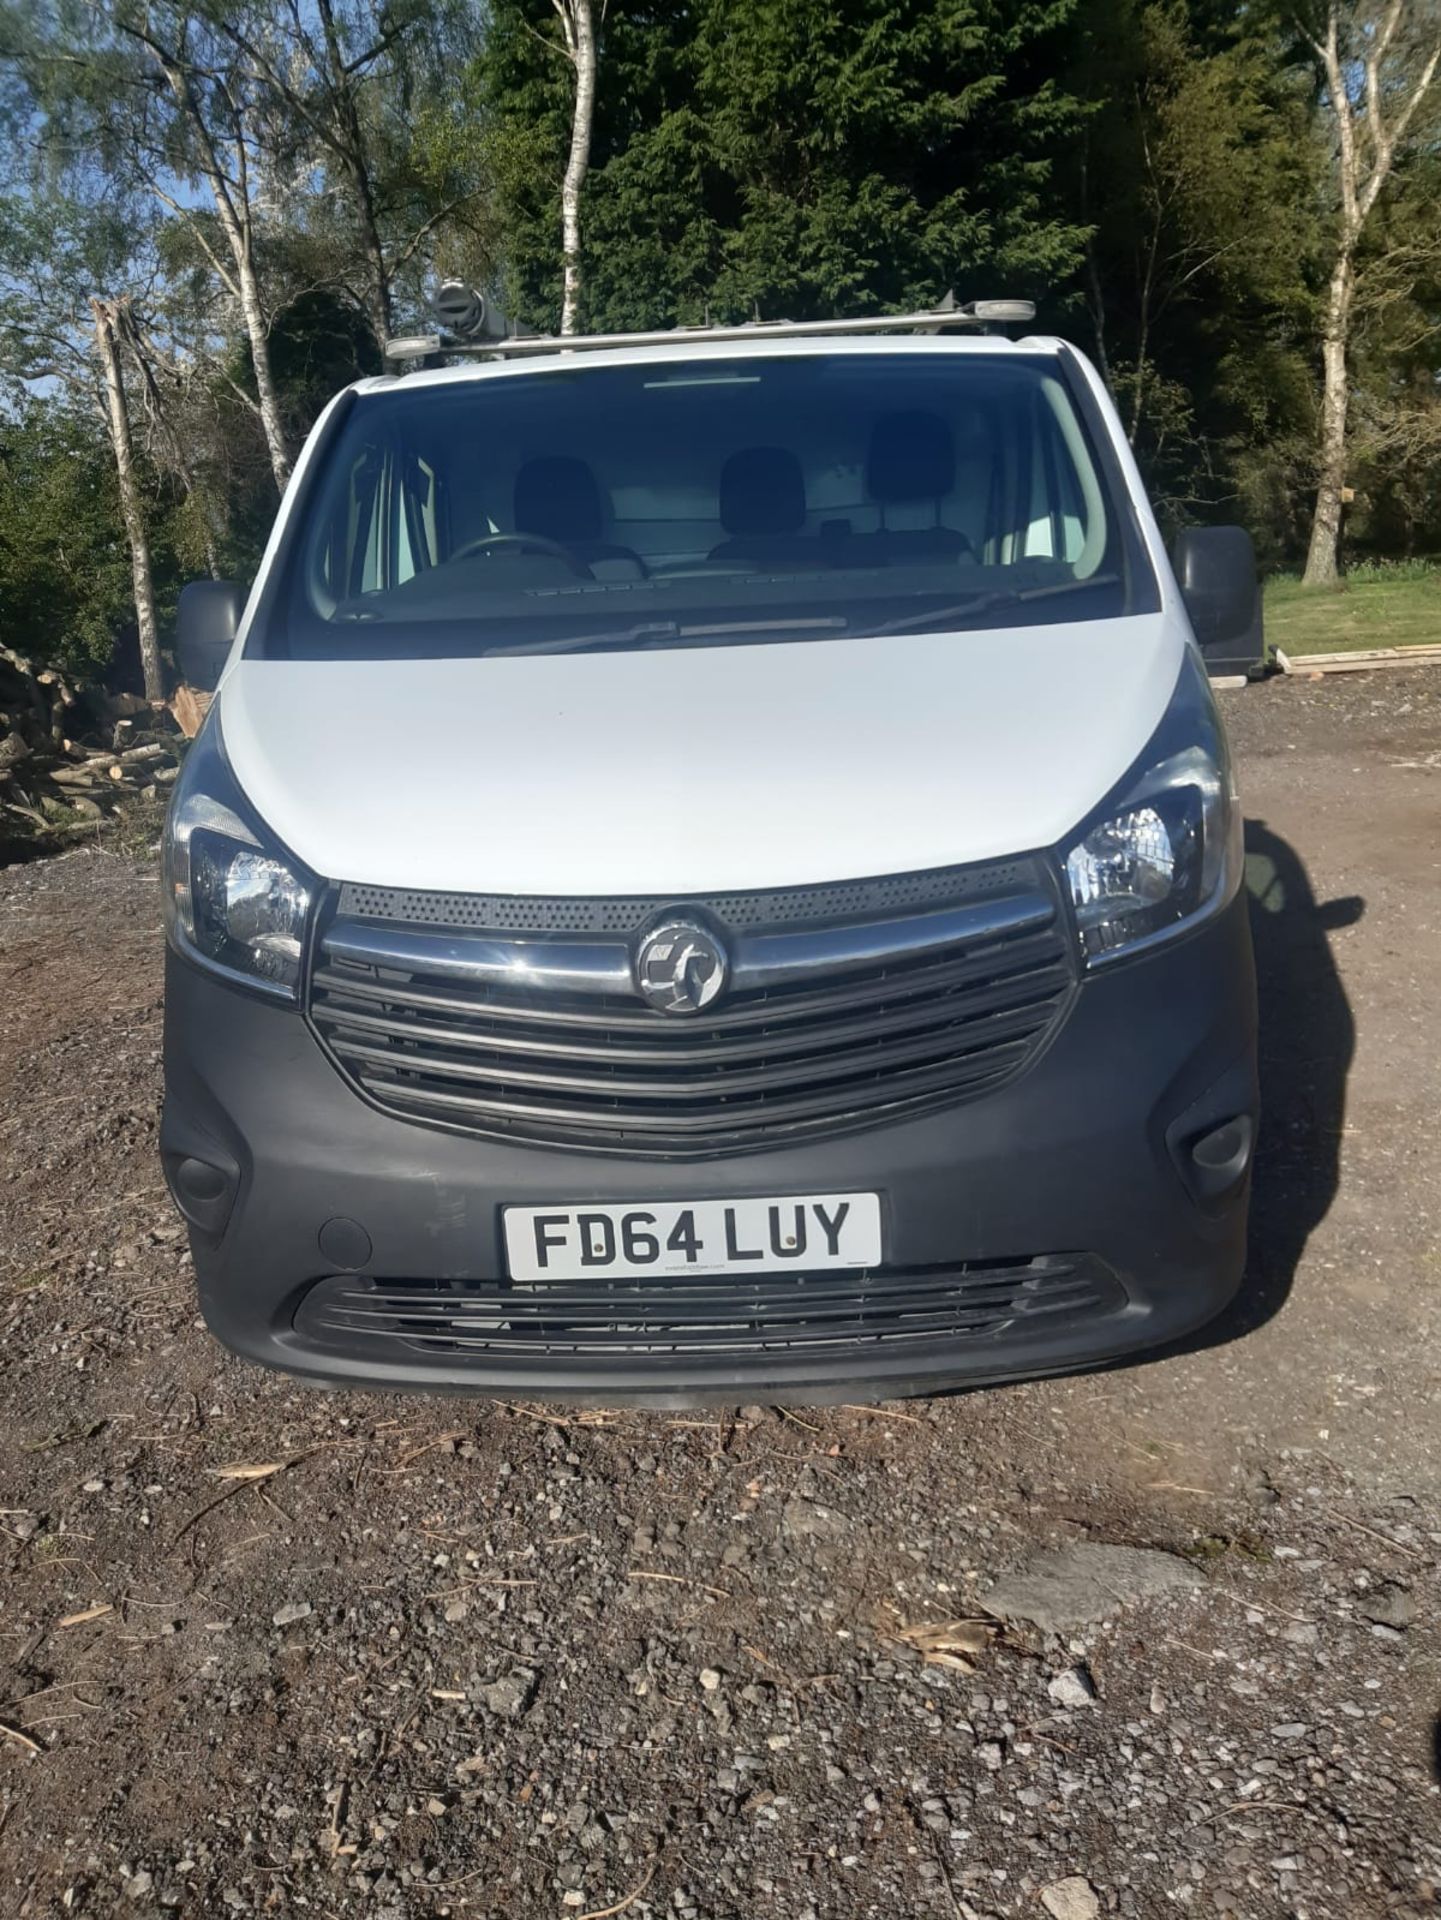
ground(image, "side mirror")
xmin=176 ymin=580 xmax=244 ymax=692
xmin=1171 ymin=526 xmax=1264 ymax=676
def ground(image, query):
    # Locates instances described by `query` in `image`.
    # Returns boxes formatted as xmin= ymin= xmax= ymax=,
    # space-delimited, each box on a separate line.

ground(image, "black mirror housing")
xmin=176 ymin=580 xmax=244 ymax=692
xmin=1171 ymin=526 xmax=1264 ymax=676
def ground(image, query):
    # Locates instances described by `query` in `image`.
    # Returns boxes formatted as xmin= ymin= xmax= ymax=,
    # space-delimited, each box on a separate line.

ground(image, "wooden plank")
xmin=1275 ymin=643 xmax=1441 ymax=676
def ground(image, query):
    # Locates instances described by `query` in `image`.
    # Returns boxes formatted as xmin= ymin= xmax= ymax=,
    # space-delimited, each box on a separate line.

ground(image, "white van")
xmin=161 ymin=301 xmax=1260 ymax=1402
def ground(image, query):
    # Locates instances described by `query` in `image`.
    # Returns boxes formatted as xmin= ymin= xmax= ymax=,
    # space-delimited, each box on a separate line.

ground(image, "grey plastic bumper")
xmin=161 ymin=891 xmax=1258 ymax=1403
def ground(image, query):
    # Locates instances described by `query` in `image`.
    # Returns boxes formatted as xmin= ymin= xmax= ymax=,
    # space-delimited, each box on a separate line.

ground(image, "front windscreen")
xmin=269 ymin=351 xmax=1159 ymax=660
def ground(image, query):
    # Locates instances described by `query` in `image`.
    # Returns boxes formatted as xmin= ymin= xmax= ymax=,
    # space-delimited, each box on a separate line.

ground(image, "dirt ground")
xmin=1 ymin=668 xmax=1438 ymax=1920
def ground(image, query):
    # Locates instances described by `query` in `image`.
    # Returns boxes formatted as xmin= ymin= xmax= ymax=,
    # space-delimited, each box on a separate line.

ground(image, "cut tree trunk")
xmin=92 ymin=299 xmax=165 ymax=704
xmin=170 ymin=685 xmax=213 ymax=740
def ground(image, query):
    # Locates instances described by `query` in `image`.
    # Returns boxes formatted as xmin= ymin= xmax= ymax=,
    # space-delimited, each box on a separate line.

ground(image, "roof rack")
xmin=382 ymin=297 xmax=1036 ymax=368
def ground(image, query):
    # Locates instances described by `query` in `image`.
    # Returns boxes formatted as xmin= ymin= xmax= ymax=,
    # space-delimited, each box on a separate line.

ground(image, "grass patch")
xmin=1265 ymin=563 xmax=1441 ymax=656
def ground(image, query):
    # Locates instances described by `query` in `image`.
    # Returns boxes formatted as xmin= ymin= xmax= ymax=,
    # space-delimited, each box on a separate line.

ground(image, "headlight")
xmin=163 ymin=718 xmax=314 ymax=998
xmin=1062 ymin=650 xmax=1241 ymax=963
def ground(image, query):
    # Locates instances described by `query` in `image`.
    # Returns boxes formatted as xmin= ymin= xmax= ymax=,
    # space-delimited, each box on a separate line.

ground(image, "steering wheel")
xmin=449 ymin=531 xmax=589 ymax=573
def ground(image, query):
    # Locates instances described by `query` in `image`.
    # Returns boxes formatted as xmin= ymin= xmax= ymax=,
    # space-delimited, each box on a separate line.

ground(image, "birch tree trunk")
xmin=555 ymin=0 xmax=597 ymax=336
xmin=92 ymin=299 xmax=164 ymax=705
xmin=125 ymin=22 xmax=294 ymax=492
xmin=234 ymin=259 xmax=292 ymax=491
xmin=1303 ymin=248 xmax=1356 ymax=587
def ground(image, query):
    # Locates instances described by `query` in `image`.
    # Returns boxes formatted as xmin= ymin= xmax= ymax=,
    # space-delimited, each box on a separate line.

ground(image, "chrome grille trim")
xmin=322 ymin=889 xmax=1055 ymax=998
xmin=308 ymin=856 xmax=1078 ymax=1156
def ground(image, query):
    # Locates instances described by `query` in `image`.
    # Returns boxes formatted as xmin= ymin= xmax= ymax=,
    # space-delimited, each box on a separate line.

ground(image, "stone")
xmin=699 ymin=1669 xmax=722 ymax=1692
xmin=484 ymin=1667 xmax=538 ymax=1719
xmin=983 ymin=1545 xmax=1203 ymax=1633
xmin=1047 ymin=1667 xmax=1098 ymax=1710
xmin=125 ymin=1871 xmax=154 ymax=1901
xmin=781 ymin=1498 xmax=849 ymax=1540
xmin=1359 ymin=1584 xmax=1415 ymax=1630
xmin=1041 ymin=1875 xmax=1101 ymax=1919
xmin=272 ymin=1601 xmax=312 ymax=1628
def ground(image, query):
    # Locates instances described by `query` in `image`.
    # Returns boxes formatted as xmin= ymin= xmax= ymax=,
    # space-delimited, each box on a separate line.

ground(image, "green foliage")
xmin=474 ymin=0 xmax=1088 ymax=332
xmin=1058 ymin=0 xmax=1323 ymax=544
xmin=0 ymin=402 xmax=137 ymax=675
xmin=203 ymin=289 xmax=385 ymax=584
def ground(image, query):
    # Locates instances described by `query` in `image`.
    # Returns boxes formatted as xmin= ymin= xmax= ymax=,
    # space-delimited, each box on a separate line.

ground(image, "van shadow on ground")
xmin=1164 ymin=816 xmax=1361 ymax=1358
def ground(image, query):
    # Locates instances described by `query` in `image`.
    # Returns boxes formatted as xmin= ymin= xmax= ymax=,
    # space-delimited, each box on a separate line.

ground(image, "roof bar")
xmin=382 ymin=298 xmax=1036 ymax=367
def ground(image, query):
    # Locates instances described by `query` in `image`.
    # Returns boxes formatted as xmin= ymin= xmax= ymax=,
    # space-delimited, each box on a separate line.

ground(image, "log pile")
xmin=0 ymin=645 xmax=197 ymax=837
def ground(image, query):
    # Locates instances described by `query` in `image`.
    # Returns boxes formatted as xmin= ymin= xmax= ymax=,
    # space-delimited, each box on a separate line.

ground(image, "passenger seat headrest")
xmin=514 ymin=456 xmax=606 ymax=543
xmin=719 ymin=446 xmax=806 ymax=537
xmin=866 ymin=410 xmax=956 ymax=504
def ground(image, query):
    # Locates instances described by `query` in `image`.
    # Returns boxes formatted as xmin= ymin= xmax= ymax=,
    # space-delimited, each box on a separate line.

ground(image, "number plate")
xmin=503 ymin=1193 xmax=882 ymax=1282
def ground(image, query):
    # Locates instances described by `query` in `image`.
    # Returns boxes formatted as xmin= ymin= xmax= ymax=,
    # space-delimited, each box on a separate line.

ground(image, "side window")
xmin=317 ymin=447 xmax=385 ymax=598
xmin=394 ymin=454 xmax=441 ymax=584
xmin=318 ymin=445 xmax=443 ymax=598
xmin=1024 ymin=407 xmax=1085 ymax=563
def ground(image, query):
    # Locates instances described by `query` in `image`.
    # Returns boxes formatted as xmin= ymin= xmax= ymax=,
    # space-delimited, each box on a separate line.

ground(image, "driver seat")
xmin=513 ymin=456 xmax=645 ymax=579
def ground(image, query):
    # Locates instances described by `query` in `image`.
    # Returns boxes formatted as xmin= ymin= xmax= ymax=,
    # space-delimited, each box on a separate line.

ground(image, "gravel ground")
xmin=1 ymin=668 xmax=1438 ymax=1920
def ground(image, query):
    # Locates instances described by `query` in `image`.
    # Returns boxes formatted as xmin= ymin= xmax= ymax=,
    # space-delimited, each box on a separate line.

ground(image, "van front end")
xmin=161 ymin=330 xmax=1261 ymax=1402
xmin=161 ymin=661 xmax=1257 ymax=1405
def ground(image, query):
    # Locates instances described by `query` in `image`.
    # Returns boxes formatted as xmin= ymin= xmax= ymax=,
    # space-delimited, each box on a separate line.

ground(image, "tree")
xmin=210 ymin=0 xmax=469 ymax=350
xmin=1065 ymin=1 xmax=1318 ymax=536
xmin=474 ymin=0 xmax=1089 ymax=333
xmin=0 ymin=401 xmax=136 ymax=680
xmin=553 ymin=0 xmax=599 ymax=333
xmin=113 ymin=3 xmax=295 ymax=492
xmin=0 ymin=0 xmax=298 ymax=492
xmin=108 ymin=297 xmax=223 ymax=580
xmin=91 ymin=297 xmax=163 ymax=700
xmin=1296 ymin=0 xmax=1441 ymax=584
xmin=0 ymin=190 xmax=171 ymax=694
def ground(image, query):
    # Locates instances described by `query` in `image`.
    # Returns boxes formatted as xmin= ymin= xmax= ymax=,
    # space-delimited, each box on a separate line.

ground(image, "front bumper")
xmin=161 ymin=892 xmax=1257 ymax=1403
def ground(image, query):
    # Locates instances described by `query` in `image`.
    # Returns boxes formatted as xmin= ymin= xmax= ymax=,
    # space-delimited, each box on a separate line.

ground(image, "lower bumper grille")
xmin=293 ymin=1255 xmax=1126 ymax=1367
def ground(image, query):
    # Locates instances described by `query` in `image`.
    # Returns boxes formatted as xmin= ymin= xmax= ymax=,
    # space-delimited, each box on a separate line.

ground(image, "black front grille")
xmin=336 ymin=858 xmax=1039 ymax=935
xmin=294 ymin=1256 xmax=1125 ymax=1367
xmin=308 ymin=860 xmax=1077 ymax=1156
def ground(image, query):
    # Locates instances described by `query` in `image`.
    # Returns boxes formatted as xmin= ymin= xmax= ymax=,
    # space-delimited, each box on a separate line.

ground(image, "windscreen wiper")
xmin=483 ymin=616 xmax=847 ymax=658
xmin=865 ymin=573 xmax=1122 ymax=638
